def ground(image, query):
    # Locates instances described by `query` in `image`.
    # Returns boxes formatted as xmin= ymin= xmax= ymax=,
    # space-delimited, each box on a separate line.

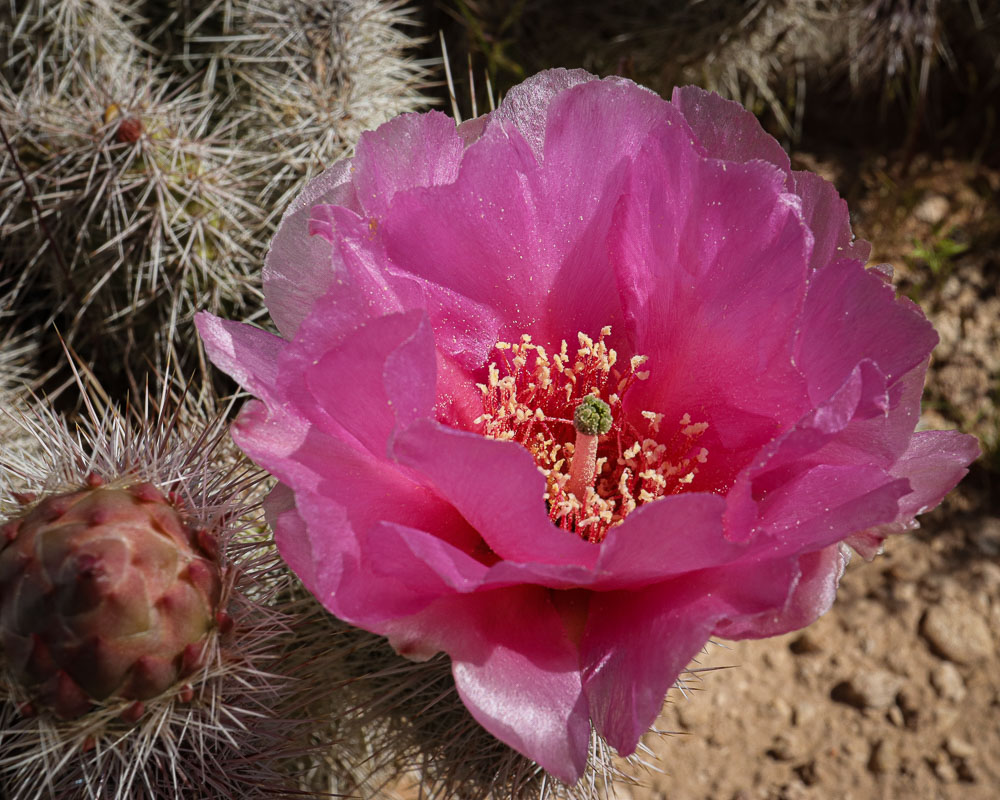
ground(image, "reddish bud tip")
xmin=195 ymin=528 xmax=219 ymax=560
xmin=120 ymin=700 xmax=144 ymax=724
xmin=28 ymin=634 xmax=57 ymax=680
xmin=185 ymin=558 xmax=220 ymax=602
xmin=41 ymin=495 xmax=74 ymax=521
xmin=89 ymin=508 xmax=113 ymax=525
xmin=129 ymin=483 xmax=166 ymax=504
xmin=180 ymin=643 xmax=205 ymax=675
xmin=17 ymin=701 xmax=36 ymax=718
xmin=12 ymin=492 xmax=36 ymax=505
xmin=52 ymin=671 xmax=92 ymax=719
xmin=178 ymin=684 xmax=194 ymax=703
xmin=1 ymin=521 xmax=20 ymax=542
xmin=81 ymin=735 xmax=96 ymax=753
xmin=115 ymin=116 xmax=144 ymax=144
xmin=215 ymin=610 xmax=233 ymax=635
xmin=85 ymin=472 xmax=104 ymax=487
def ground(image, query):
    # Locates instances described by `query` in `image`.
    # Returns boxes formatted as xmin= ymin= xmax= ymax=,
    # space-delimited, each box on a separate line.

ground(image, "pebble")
xmin=896 ymin=685 xmax=925 ymax=729
xmin=944 ymin=735 xmax=976 ymax=760
xmin=794 ymin=760 xmax=820 ymax=787
xmin=974 ymin=562 xmax=1000 ymax=594
xmin=970 ymin=517 xmax=1000 ymax=557
xmin=789 ymin=631 xmax=824 ymax=654
xmin=913 ymin=193 xmax=950 ymax=225
xmin=920 ymin=601 xmax=995 ymax=664
xmin=831 ymin=669 xmax=903 ymax=710
xmin=868 ymin=739 xmax=898 ymax=774
xmin=932 ymin=756 xmax=959 ymax=784
xmin=767 ymin=734 xmax=799 ymax=762
xmin=930 ymin=662 xmax=967 ymax=703
xmin=792 ymin=701 xmax=818 ymax=727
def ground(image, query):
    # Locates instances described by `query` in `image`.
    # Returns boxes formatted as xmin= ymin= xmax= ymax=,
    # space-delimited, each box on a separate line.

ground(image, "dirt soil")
xmin=626 ymin=154 xmax=1000 ymax=800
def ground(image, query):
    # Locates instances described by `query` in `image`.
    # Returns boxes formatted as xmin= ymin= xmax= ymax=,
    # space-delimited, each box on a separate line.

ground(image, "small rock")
xmin=970 ymin=517 xmax=1000 ymax=557
xmin=794 ymin=760 xmax=820 ymax=786
xmin=831 ymin=670 xmax=903 ymax=710
xmin=956 ymin=758 xmax=977 ymax=783
xmin=932 ymin=756 xmax=959 ymax=784
xmin=944 ymin=735 xmax=976 ymax=760
xmin=930 ymin=662 xmax=967 ymax=703
xmin=767 ymin=734 xmax=799 ymax=762
xmin=792 ymin=701 xmax=818 ymax=727
xmin=974 ymin=562 xmax=1000 ymax=593
xmin=892 ymin=581 xmax=918 ymax=604
xmin=789 ymin=631 xmax=824 ymax=654
xmin=775 ymin=782 xmax=809 ymax=800
xmin=921 ymin=601 xmax=995 ymax=664
xmin=869 ymin=739 xmax=898 ymax=774
xmin=768 ymin=697 xmax=792 ymax=723
xmin=764 ymin=646 xmax=791 ymax=669
xmin=896 ymin=685 xmax=925 ymax=730
xmin=914 ymin=193 xmax=950 ymax=225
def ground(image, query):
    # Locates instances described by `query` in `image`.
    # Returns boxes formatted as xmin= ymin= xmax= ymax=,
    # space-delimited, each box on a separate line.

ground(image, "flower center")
xmin=474 ymin=327 xmax=709 ymax=543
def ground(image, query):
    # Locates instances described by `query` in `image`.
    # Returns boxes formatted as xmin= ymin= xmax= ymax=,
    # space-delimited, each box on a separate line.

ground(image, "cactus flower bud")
xmin=0 ymin=483 xmax=221 ymax=719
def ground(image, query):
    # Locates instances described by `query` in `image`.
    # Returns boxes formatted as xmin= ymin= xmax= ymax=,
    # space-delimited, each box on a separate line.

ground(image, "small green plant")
xmin=907 ymin=231 xmax=969 ymax=276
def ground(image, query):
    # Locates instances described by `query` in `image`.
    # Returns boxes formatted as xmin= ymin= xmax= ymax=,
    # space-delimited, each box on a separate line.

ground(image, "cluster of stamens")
xmin=474 ymin=327 xmax=709 ymax=543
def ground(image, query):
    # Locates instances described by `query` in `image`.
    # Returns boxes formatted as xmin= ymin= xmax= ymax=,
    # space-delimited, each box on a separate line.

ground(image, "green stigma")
xmin=573 ymin=395 xmax=613 ymax=436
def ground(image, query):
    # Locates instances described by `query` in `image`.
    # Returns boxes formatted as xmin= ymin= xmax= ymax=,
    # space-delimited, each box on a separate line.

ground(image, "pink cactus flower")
xmin=198 ymin=70 xmax=979 ymax=782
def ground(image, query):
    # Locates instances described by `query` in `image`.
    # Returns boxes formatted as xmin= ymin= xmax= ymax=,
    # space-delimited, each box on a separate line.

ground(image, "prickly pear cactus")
xmin=0 ymin=481 xmax=222 ymax=720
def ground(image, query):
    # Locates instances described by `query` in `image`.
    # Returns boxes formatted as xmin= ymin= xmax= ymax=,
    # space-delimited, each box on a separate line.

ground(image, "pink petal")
xmin=302 ymin=205 xmax=424 ymax=342
xmin=670 ymin=85 xmax=792 ymax=178
xmin=264 ymin=483 xmax=322 ymax=590
xmin=581 ymin=558 xmax=797 ymax=754
xmin=365 ymin=521 xmax=490 ymax=594
xmin=744 ymin=359 xmax=892 ymax=482
xmin=591 ymin=493 xmax=738 ymax=588
xmin=724 ymin=359 xmax=919 ymax=545
xmin=847 ymin=429 xmax=980 ymax=558
xmin=268 ymin=475 xmax=480 ymax=628
xmin=303 ymin=205 xmax=503 ymax=370
xmin=351 ymin=111 xmax=465 ymax=220
xmin=321 ymin=520 xmax=491 ymax=624
xmin=381 ymin=79 xmax=674 ymax=350
xmin=390 ymin=419 xmax=599 ymax=567
xmin=289 ymin=311 xmax=434 ymax=456
xmin=194 ymin=313 xmax=284 ymax=403
xmin=263 ymin=112 xmax=467 ymax=337
xmin=230 ymin=403 xmax=472 ymax=624
xmin=382 ymin=588 xmax=591 ymax=783
xmin=796 ymin=259 xmax=938 ymax=405
xmin=714 ymin=545 xmax=850 ymax=639
xmin=886 ymin=429 xmax=980 ymax=518
xmin=479 ymin=493 xmax=737 ymax=592
xmin=382 ymin=119 xmax=624 ymax=347
xmin=493 ymin=68 xmax=600 ymax=159
xmin=611 ymin=117 xmax=811 ymax=488
xmin=263 ymin=160 xmax=358 ymax=336
xmin=755 ymin=463 xmax=910 ymax=555
xmin=792 ymin=170 xmax=871 ymax=269
xmin=533 ymin=79 xmax=677 ymax=341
